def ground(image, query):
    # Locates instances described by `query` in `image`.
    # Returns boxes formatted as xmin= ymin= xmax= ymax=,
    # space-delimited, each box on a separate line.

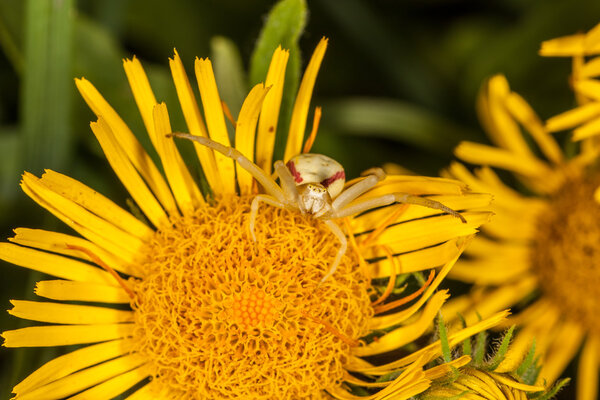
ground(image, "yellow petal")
xmin=39 ymin=170 xmax=153 ymax=240
xmin=367 ymin=239 xmax=461 ymax=279
xmin=505 ymin=92 xmax=564 ymax=164
xmin=284 ymin=38 xmax=328 ymax=161
xmin=424 ymin=355 xmax=471 ymax=380
xmin=75 ymin=78 xmax=178 ymax=215
xmin=0 ymin=243 xmax=115 ymax=285
xmin=574 ymin=79 xmax=600 ymax=101
xmin=581 ymin=57 xmax=600 ymax=78
xmin=153 ymin=102 xmax=204 ymax=213
xmin=195 ymin=57 xmax=236 ymax=194
xmin=539 ymin=33 xmax=587 ymax=56
xmin=573 ymin=116 xmax=600 ymax=140
xmin=455 ymin=141 xmax=552 ymax=178
xmin=367 ymin=290 xmax=448 ymax=334
xmin=13 ymin=338 xmax=133 ymax=396
xmin=546 ymin=102 xmax=600 ymax=132
xmin=169 ymin=49 xmax=222 ymax=193
xmin=235 ymin=84 xmax=270 ymax=194
xmin=35 ymin=279 xmax=131 ymax=303
xmin=577 ymin=335 xmax=599 ymax=400
xmin=122 ymin=57 xmax=159 ymax=148
xmin=68 ymin=365 xmax=150 ymax=400
xmin=16 ymin=354 xmax=145 ymax=400
xmin=485 ymin=75 xmax=535 ymax=158
xmin=90 ymin=117 xmax=169 ymax=228
xmin=2 ymin=323 xmax=134 ymax=347
xmin=9 ymin=300 xmax=133 ymax=324
xmin=21 ymin=172 xmax=144 ymax=264
xmin=450 ymin=257 xmax=529 ymax=285
xmin=125 ymin=381 xmax=175 ymax=399
xmin=538 ymin=320 xmax=584 ymax=385
xmin=256 ymin=46 xmax=289 ymax=174
xmin=9 ymin=228 xmax=141 ymax=277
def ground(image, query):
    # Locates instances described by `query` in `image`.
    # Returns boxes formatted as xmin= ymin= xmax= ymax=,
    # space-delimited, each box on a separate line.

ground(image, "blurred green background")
xmin=1 ymin=0 xmax=599 ymax=398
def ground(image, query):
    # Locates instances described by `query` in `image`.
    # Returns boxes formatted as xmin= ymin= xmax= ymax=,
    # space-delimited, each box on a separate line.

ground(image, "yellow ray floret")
xmin=235 ymin=83 xmax=270 ymax=194
xmin=68 ymin=364 xmax=150 ymax=400
xmin=284 ymin=37 xmax=328 ymax=161
xmin=8 ymin=300 xmax=134 ymax=324
xmin=2 ymin=323 xmax=134 ymax=347
xmin=90 ymin=117 xmax=170 ymax=227
xmin=12 ymin=338 xmax=133 ymax=396
xmin=75 ymin=78 xmax=178 ymax=214
xmin=257 ymin=46 xmax=289 ymax=174
xmin=169 ymin=49 xmax=222 ymax=193
xmin=195 ymin=57 xmax=236 ymax=193
xmin=577 ymin=335 xmax=599 ymax=400
xmin=539 ymin=22 xmax=600 ymax=56
xmin=35 ymin=280 xmax=131 ymax=303
xmin=153 ymin=102 xmax=204 ymax=213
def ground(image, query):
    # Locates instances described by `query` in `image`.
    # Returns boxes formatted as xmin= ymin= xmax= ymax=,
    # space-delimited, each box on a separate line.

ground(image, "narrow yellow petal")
xmin=350 ymin=175 xmax=467 ymax=196
xmin=505 ymin=92 xmax=564 ymax=164
xmin=284 ymin=38 xmax=328 ymax=161
xmin=485 ymin=75 xmax=535 ymax=158
xmin=424 ymin=355 xmax=471 ymax=381
xmin=455 ymin=141 xmax=552 ymax=178
xmin=9 ymin=228 xmax=141 ymax=277
xmin=367 ymin=290 xmax=448 ymax=333
xmin=2 ymin=323 xmax=134 ymax=347
xmin=574 ymin=79 xmax=600 ymax=101
xmin=123 ymin=57 xmax=159 ymax=148
xmin=75 ymin=78 xmax=178 ymax=215
xmin=581 ymin=57 xmax=600 ymax=78
xmin=153 ymin=102 xmax=204 ymax=214
xmin=90 ymin=118 xmax=169 ymax=228
xmin=539 ymin=33 xmax=586 ymax=56
xmin=256 ymin=46 xmax=289 ymax=174
xmin=573 ymin=116 xmax=600 ymax=141
xmin=577 ymin=335 xmax=599 ymax=400
xmin=16 ymin=354 xmax=145 ymax=400
xmin=538 ymin=321 xmax=584 ymax=385
xmin=68 ymin=364 xmax=150 ymax=400
xmin=9 ymin=300 xmax=133 ymax=324
xmin=0 ymin=243 xmax=115 ymax=285
xmin=21 ymin=172 xmax=144 ymax=263
xmin=169 ymin=50 xmax=222 ymax=193
xmin=235 ymin=83 xmax=270 ymax=194
xmin=39 ymin=170 xmax=153 ymax=240
xmin=585 ymin=22 xmax=600 ymax=53
xmin=125 ymin=381 xmax=175 ymax=400
xmin=35 ymin=280 xmax=131 ymax=303
xmin=195 ymin=57 xmax=236 ymax=194
xmin=13 ymin=338 xmax=133 ymax=396
xmin=368 ymin=239 xmax=461 ymax=279
xmin=546 ymin=103 xmax=600 ymax=132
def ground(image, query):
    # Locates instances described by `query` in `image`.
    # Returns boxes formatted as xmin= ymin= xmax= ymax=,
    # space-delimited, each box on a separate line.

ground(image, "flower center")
xmin=130 ymin=195 xmax=372 ymax=399
xmin=531 ymin=172 xmax=600 ymax=333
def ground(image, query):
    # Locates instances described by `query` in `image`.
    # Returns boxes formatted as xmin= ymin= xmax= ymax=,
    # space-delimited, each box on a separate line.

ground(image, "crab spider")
xmin=169 ymin=132 xmax=466 ymax=282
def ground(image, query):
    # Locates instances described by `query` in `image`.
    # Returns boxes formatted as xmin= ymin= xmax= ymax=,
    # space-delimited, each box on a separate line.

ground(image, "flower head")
xmin=2 ymin=39 xmax=492 ymax=399
xmin=445 ymin=65 xmax=600 ymax=398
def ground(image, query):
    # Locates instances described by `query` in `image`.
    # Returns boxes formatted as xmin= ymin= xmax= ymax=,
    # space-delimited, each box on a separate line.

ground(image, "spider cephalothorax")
xmin=169 ymin=133 xmax=465 ymax=282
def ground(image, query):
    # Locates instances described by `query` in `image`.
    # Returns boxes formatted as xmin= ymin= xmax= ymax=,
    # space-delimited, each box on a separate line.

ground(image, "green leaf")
xmin=211 ymin=36 xmax=247 ymax=120
xmin=517 ymin=339 xmax=537 ymax=379
xmin=322 ymin=98 xmax=478 ymax=155
xmin=21 ymin=0 xmax=74 ymax=174
xmin=535 ymin=378 xmax=570 ymax=400
xmin=437 ymin=312 xmax=452 ymax=364
xmin=0 ymin=0 xmax=24 ymax=74
xmin=0 ymin=129 xmax=20 ymax=206
xmin=486 ymin=325 xmax=514 ymax=371
xmin=248 ymin=0 xmax=306 ymax=87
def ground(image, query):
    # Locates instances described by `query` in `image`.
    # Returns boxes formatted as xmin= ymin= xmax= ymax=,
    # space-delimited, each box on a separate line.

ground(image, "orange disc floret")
xmin=131 ymin=195 xmax=373 ymax=399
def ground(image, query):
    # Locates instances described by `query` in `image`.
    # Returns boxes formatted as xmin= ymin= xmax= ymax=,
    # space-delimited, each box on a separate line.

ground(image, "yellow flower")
xmin=444 ymin=73 xmax=600 ymax=400
xmin=2 ymin=38 xmax=493 ymax=399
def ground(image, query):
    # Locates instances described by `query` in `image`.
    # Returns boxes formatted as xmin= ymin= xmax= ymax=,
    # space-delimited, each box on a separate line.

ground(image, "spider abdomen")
xmin=286 ymin=154 xmax=345 ymax=199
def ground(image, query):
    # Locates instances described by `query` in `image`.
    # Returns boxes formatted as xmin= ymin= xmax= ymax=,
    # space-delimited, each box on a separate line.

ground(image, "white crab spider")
xmin=169 ymin=132 xmax=466 ymax=282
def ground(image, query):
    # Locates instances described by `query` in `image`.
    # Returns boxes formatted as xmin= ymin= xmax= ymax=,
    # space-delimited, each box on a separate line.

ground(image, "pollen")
xmin=531 ymin=172 xmax=600 ymax=332
xmin=130 ymin=195 xmax=372 ymax=399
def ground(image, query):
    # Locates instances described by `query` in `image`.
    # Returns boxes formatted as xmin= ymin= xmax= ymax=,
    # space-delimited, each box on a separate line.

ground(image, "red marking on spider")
xmin=286 ymin=161 xmax=303 ymax=183
xmin=320 ymin=170 xmax=345 ymax=188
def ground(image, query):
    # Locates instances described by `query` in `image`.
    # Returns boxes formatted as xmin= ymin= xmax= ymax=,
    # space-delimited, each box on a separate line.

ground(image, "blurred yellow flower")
xmin=444 ymin=72 xmax=600 ymax=400
xmin=1 ymin=39 xmax=494 ymax=399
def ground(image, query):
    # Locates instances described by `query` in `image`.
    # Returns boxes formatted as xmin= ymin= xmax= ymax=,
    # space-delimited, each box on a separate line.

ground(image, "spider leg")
xmin=331 ymin=192 xmax=467 ymax=223
xmin=169 ymin=132 xmax=286 ymax=203
xmin=320 ymin=220 xmax=347 ymax=283
xmin=274 ymin=160 xmax=300 ymax=203
xmin=331 ymin=167 xmax=385 ymax=211
xmin=250 ymin=194 xmax=287 ymax=242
